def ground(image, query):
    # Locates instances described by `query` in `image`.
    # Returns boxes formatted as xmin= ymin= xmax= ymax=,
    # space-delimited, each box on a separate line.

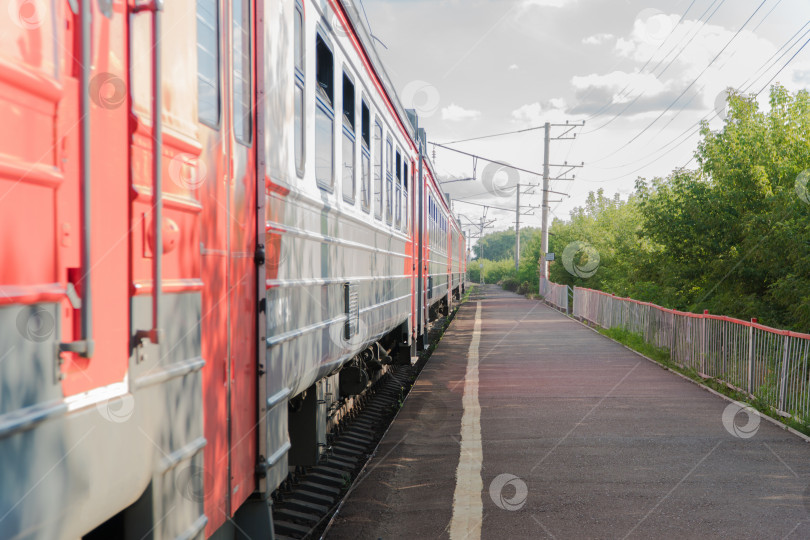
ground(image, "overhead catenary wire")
xmin=440 ymin=125 xmax=548 ymax=146
xmin=429 ymin=142 xmax=571 ymax=197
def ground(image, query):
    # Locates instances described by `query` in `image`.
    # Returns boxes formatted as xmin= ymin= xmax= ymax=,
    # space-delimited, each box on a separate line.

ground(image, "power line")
xmin=584 ymin=0 xmax=700 ymax=121
xmin=757 ymin=37 xmax=810 ymax=94
xmin=588 ymin=0 xmax=770 ymax=162
xmin=585 ymin=20 xmax=810 ymax=175
xmin=584 ymin=0 xmax=724 ymax=132
xmin=590 ymin=20 xmax=810 ymax=173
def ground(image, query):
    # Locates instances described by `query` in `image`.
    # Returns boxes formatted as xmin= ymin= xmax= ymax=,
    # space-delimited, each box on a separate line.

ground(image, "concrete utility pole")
xmin=515 ymin=185 xmax=520 ymax=272
xmin=539 ymin=121 xmax=585 ymax=280
xmin=540 ymin=123 xmax=551 ymax=280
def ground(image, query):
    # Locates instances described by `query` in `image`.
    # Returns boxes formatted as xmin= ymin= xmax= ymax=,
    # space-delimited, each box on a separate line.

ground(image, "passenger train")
xmin=0 ymin=0 xmax=465 ymax=537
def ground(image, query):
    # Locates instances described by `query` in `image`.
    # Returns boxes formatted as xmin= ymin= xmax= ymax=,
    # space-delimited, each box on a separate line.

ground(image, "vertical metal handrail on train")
xmin=134 ymin=0 xmax=164 ymax=345
xmin=60 ymin=0 xmax=95 ymax=357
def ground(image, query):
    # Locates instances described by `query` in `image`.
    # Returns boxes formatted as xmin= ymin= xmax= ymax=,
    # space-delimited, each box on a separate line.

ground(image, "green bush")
xmin=516 ymin=281 xmax=530 ymax=295
xmin=500 ymin=277 xmax=519 ymax=291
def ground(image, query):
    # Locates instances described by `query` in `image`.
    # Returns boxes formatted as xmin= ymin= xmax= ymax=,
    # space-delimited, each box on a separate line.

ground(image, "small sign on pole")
xmin=545 ymin=253 xmax=555 ymax=262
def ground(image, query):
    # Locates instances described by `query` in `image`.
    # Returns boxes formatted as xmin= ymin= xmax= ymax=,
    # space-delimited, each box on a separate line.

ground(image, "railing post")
xmin=778 ymin=334 xmax=790 ymax=413
xmin=747 ymin=318 xmax=755 ymax=395
xmin=700 ymin=309 xmax=709 ymax=375
xmin=670 ymin=312 xmax=676 ymax=363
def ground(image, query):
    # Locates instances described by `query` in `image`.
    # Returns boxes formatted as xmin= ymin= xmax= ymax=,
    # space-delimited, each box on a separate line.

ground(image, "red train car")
xmin=0 ymin=0 xmax=464 ymax=538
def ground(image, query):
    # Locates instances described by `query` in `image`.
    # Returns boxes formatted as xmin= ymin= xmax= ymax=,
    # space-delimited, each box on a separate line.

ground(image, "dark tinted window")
xmin=316 ymin=35 xmax=334 ymax=105
xmin=361 ymin=101 xmax=370 ymax=147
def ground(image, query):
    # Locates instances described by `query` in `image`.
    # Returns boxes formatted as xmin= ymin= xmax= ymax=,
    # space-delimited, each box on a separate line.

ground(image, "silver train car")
xmin=260 ymin=0 xmax=467 ymax=504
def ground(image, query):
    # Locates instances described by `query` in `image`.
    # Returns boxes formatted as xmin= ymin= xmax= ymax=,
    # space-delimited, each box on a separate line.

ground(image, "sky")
xmin=357 ymin=0 xmax=810 ymax=241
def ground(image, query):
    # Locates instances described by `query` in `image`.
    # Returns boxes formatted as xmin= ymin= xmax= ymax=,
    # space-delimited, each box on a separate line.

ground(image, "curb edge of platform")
xmin=319 ymin=295 xmax=472 ymax=538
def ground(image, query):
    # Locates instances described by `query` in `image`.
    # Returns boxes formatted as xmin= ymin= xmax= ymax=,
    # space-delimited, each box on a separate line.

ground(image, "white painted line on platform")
xmin=449 ymin=301 xmax=484 ymax=540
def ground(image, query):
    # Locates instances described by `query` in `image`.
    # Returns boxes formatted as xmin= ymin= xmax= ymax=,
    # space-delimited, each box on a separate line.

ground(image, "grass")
xmin=598 ymin=326 xmax=810 ymax=437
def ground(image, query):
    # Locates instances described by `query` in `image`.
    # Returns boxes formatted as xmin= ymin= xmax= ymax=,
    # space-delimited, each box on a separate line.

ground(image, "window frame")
xmin=232 ymin=0 xmax=252 ymax=146
xmin=385 ymin=136 xmax=393 ymax=225
xmin=196 ymin=0 xmax=221 ymax=129
xmin=373 ymin=119 xmax=383 ymax=220
xmin=360 ymin=97 xmax=371 ymax=213
xmin=315 ymin=31 xmax=336 ymax=192
xmin=403 ymin=162 xmax=409 ymax=233
xmin=341 ymin=69 xmax=356 ymax=204
xmin=395 ymin=148 xmax=402 ymax=228
xmin=294 ymin=1 xmax=305 ymax=177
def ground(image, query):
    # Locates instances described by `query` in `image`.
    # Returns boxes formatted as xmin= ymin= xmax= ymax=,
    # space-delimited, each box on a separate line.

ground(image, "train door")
xmin=196 ymin=0 xmax=232 ymax=532
xmin=196 ymin=0 xmax=258 ymax=532
xmin=226 ymin=0 xmax=258 ymax=517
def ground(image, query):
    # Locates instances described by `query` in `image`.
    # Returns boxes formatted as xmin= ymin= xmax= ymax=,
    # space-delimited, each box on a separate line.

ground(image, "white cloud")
xmin=441 ymin=103 xmax=481 ymax=122
xmin=509 ymin=64 xmax=519 ymax=71
xmin=512 ymin=102 xmax=544 ymax=124
xmin=511 ymin=98 xmax=581 ymax=125
xmin=582 ymin=33 xmax=614 ymax=46
xmin=572 ymin=71 xmax=667 ymax=100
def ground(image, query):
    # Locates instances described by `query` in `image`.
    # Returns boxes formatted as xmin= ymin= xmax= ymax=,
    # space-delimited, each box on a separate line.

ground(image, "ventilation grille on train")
xmin=344 ymin=282 xmax=359 ymax=340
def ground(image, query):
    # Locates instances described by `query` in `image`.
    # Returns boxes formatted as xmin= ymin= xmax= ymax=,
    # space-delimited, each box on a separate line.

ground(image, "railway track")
xmin=270 ymin=309 xmax=459 ymax=540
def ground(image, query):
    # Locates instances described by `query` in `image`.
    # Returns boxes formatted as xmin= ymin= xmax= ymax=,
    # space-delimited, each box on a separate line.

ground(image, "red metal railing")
xmin=572 ymin=285 xmax=810 ymax=423
xmin=539 ymin=277 xmax=570 ymax=314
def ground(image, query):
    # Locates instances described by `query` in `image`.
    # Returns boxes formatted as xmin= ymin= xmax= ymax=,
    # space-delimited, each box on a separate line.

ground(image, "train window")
xmin=385 ymin=137 xmax=393 ymax=224
xmin=316 ymin=35 xmax=334 ymax=105
xmin=315 ymin=34 xmax=335 ymax=190
xmin=373 ymin=121 xmax=383 ymax=219
xmin=395 ymin=150 xmax=402 ymax=228
xmin=232 ymin=0 xmax=251 ymax=145
xmin=294 ymin=3 xmax=305 ymax=176
xmin=341 ymin=73 xmax=356 ymax=203
xmin=196 ymin=0 xmax=220 ymax=128
xmin=342 ymin=74 xmax=355 ymax=129
xmin=360 ymin=101 xmax=371 ymax=212
xmin=403 ymin=162 xmax=409 ymax=233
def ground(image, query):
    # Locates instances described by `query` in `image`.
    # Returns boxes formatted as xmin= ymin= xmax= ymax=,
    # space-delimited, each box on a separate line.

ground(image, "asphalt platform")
xmin=326 ymin=285 xmax=810 ymax=539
